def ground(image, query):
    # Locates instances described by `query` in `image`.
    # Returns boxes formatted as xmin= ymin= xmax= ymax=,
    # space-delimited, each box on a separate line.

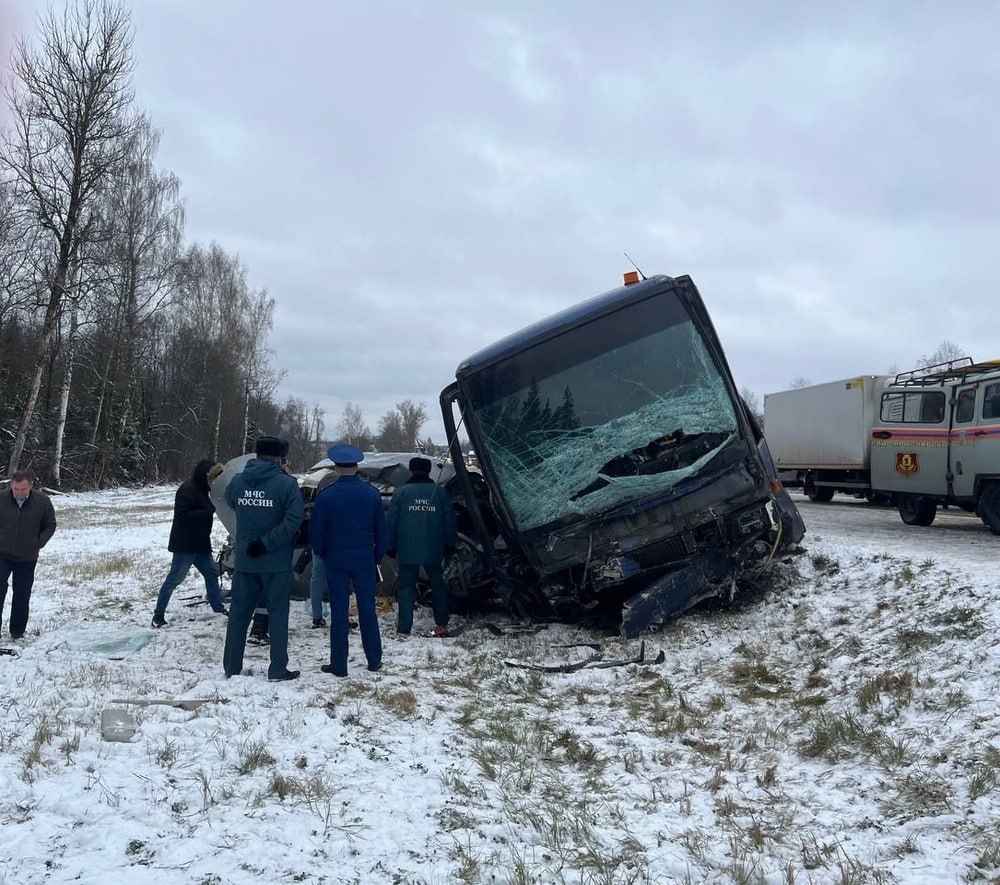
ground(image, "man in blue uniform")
xmin=386 ymin=457 xmax=457 ymax=637
xmin=310 ymin=444 xmax=386 ymax=676
xmin=222 ymin=436 xmax=304 ymax=681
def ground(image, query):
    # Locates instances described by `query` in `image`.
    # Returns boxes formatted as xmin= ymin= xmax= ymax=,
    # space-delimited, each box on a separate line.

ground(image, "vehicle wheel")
xmin=804 ymin=475 xmax=835 ymax=502
xmin=978 ymin=483 xmax=1000 ymax=535
xmin=897 ymin=494 xmax=937 ymax=526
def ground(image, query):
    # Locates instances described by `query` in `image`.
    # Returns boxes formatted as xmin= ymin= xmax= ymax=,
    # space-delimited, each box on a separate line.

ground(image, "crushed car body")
xmin=211 ymin=451 xmax=481 ymax=603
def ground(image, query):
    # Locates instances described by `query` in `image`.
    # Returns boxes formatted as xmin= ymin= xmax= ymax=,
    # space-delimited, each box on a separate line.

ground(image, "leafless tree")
xmin=2 ymin=0 xmax=138 ymax=473
xmin=738 ymin=385 xmax=764 ymax=429
xmin=374 ymin=400 xmax=429 ymax=452
xmin=0 ymin=177 xmax=38 ymax=422
xmin=396 ymin=399 xmax=429 ymax=451
xmin=336 ymin=401 xmax=371 ymax=449
xmin=309 ymin=403 xmax=325 ymax=464
xmin=789 ymin=376 xmax=812 ymax=389
xmin=916 ymin=340 xmax=966 ymax=369
xmin=87 ymin=116 xmax=182 ymax=438
xmin=375 ymin=409 xmax=405 ymax=452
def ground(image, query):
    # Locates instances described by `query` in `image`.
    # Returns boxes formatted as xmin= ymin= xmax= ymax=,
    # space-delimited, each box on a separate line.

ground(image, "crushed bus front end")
xmin=441 ymin=273 xmax=804 ymax=636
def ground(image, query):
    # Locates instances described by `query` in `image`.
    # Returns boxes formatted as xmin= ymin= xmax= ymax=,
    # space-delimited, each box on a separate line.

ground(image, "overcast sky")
xmin=4 ymin=1 xmax=999 ymax=442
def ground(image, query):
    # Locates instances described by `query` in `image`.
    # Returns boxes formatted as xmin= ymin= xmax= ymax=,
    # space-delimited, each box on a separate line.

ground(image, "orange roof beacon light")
xmin=622 ymin=270 xmax=641 ymax=286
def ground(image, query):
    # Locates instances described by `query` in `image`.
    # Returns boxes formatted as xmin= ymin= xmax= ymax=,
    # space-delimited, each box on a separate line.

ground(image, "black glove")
xmin=247 ymin=539 xmax=267 ymax=558
xmin=386 ymin=549 xmax=397 ymax=560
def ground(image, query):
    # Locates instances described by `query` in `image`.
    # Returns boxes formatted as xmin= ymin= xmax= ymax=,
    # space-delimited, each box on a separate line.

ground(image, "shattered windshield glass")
xmin=467 ymin=293 xmax=739 ymax=530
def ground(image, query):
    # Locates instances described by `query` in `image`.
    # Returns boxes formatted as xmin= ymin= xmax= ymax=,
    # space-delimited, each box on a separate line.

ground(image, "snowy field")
xmin=1 ymin=486 xmax=999 ymax=884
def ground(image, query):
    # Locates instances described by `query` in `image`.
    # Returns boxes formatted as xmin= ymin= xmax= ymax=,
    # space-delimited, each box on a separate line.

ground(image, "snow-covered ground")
xmin=1 ymin=486 xmax=999 ymax=884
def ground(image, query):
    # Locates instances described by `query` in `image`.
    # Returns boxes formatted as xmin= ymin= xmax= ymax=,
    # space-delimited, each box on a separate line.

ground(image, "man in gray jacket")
xmin=1 ymin=471 xmax=57 ymax=640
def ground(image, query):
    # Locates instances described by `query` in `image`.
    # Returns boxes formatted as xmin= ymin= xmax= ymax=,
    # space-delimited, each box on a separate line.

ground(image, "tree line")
xmin=333 ymin=399 xmax=438 ymax=456
xmin=0 ymin=1 xmax=326 ymax=488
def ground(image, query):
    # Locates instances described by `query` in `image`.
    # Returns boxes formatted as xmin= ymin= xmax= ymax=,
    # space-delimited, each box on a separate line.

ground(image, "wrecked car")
xmin=438 ymin=272 xmax=805 ymax=636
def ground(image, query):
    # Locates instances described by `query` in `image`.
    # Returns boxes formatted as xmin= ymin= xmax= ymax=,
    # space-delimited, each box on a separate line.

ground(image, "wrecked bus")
xmin=440 ymin=272 xmax=805 ymax=636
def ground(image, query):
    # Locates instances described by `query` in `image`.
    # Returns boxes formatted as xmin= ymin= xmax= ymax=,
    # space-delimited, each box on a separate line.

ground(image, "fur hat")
xmin=409 ymin=456 xmax=432 ymax=474
xmin=254 ymin=436 xmax=284 ymax=458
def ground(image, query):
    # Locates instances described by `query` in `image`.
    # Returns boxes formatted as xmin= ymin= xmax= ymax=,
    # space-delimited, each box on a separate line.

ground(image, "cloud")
xmin=9 ymin=0 xmax=997 ymax=436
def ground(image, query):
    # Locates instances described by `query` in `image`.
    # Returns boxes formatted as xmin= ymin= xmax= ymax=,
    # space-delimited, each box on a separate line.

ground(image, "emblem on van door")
xmin=895 ymin=452 xmax=919 ymax=475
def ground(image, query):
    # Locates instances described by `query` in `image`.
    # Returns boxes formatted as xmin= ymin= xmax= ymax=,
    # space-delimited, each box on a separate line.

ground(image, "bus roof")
xmin=455 ymin=274 xmax=686 ymax=379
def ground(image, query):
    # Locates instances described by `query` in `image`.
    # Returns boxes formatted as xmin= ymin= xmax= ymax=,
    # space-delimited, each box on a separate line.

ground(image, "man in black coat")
xmin=0 ymin=471 xmax=57 ymax=640
xmin=151 ymin=459 xmax=227 ymax=627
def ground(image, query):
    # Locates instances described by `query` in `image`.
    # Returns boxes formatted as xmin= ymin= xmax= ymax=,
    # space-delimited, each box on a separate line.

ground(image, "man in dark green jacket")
xmin=222 ymin=437 xmax=304 ymax=681
xmin=386 ymin=457 xmax=457 ymax=637
xmin=1 ymin=471 xmax=57 ymax=640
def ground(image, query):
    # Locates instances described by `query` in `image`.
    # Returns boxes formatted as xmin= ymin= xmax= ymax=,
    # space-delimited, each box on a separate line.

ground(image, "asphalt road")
xmin=790 ymin=491 xmax=998 ymax=570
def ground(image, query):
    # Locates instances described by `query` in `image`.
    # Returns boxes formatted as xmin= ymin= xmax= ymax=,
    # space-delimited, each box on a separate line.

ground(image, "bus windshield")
xmin=464 ymin=292 xmax=739 ymax=531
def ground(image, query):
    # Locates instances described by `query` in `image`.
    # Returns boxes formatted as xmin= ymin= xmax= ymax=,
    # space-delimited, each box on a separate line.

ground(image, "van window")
xmin=880 ymin=390 xmax=946 ymax=423
xmin=983 ymin=383 xmax=1000 ymax=420
xmin=955 ymin=389 xmax=976 ymax=424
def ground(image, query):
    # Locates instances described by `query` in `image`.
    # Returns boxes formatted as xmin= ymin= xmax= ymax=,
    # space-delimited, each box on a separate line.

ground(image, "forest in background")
xmin=0 ymin=1 xmax=329 ymax=487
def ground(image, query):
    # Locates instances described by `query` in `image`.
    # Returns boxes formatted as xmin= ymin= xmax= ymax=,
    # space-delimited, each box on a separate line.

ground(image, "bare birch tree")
xmin=84 ymin=115 xmax=181 ymax=469
xmin=2 ymin=0 xmax=138 ymax=473
xmin=336 ymin=402 xmax=371 ymax=449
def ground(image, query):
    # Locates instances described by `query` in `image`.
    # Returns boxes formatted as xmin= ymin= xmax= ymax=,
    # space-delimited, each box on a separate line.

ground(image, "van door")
xmin=870 ymin=388 xmax=950 ymax=496
xmin=949 ymin=385 xmax=979 ymax=499
xmin=961 ymin=379 xmax=1000 ymax=499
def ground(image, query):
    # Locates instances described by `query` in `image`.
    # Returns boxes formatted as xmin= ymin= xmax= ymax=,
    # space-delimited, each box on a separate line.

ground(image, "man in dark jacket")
xmin=1 ymin=471 xmax=57 ymax=640
xmin=222 ymin=436 xmax=303 ymax=681
xmin=386 ymin=457 xmax=457 ymax=637
xmin=151 ymin=459 xmax=227 ymax=627
xmin=311 ymin=444 xmax=386 ymax=676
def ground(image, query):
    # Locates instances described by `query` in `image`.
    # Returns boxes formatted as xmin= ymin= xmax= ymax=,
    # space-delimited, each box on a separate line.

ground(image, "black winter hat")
xmin=255 ymin=436 xmax=284 ymax=458
xmin=409 ymin=456 xmax=432 ymax=474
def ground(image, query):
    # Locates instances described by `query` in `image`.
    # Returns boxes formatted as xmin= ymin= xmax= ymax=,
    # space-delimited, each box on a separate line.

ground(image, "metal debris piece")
xmin=485 ymin=623 xmax=549 ymax=636
xmin=504 ymin=650 xmax=601 ymax=673
xmin=109 ymin=698 xmax=228 ymax=711
xmin=504 ymin=640 xmax=664 ymax=673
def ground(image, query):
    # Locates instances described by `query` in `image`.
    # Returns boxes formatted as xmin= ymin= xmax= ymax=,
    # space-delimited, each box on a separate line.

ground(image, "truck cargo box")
xmin=764 ymin=376 xmax=890 ymax=470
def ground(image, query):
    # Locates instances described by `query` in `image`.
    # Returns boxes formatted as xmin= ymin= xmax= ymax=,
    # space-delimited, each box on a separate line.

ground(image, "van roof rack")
xmin=893 ymin=357 xmax=1000 ymax=387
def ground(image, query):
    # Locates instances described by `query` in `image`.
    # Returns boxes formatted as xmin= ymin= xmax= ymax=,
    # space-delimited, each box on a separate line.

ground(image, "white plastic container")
xmin=100 ymin=708 xmax=136 ymax=742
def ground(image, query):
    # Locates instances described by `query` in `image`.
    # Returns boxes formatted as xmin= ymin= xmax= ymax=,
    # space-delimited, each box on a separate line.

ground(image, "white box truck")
xmin=764 ymin=375 xmax=890 ymax=502
xmin=765 ymin=359 xmax=1000 ymax=533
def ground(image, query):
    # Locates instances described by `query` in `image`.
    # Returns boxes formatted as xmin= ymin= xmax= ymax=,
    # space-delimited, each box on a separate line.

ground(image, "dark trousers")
xmin=326 ymin=548 xmax=381 ymax=673
xmin=396 ymin=561 xmax=449 ymax=633
xmin=0 ymin=556 xmax=37 ymax=638
xmin=223 ymin=570 xmax=291 ymax=679
xmin=154 ymin=552 xmax=225 ymax=615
